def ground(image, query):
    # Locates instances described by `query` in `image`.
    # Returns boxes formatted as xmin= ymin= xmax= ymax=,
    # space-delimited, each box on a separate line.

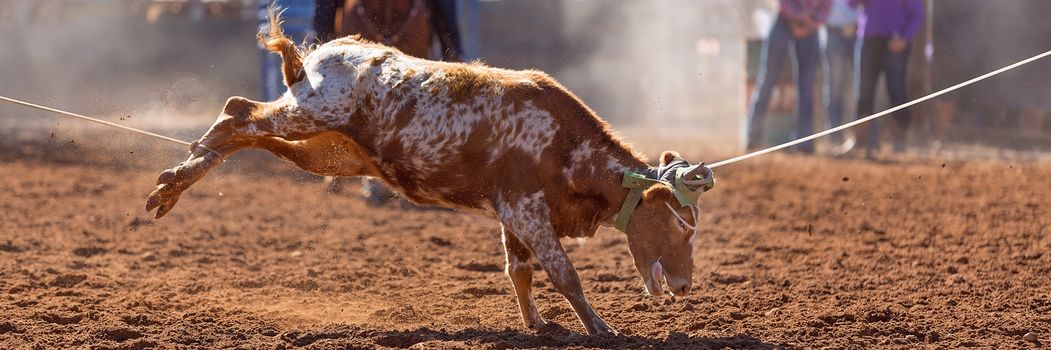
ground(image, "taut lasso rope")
xmin=0 ymin=95 xmax=222 ymax=158
xmin=707 ymin=49 xmax=1051 ymax=169
xmin=0 ymin=95 xmax=192 ymax=146
xmin=2 ymin=49 xmax=1051 ymax=166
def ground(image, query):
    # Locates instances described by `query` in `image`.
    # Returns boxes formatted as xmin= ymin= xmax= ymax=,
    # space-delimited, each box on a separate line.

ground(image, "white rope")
xmin=5 ymin=49 xmax=1051 ymax=168
xmin=0 ymin=95 xmax=192 ymax=146
xmin=0 ymin=95 xmax=222 ymax=158
xmin=708 ymin=49 xmax=1051 ymax=169
xmin=664 ymin=202 xmax=699 ymax=232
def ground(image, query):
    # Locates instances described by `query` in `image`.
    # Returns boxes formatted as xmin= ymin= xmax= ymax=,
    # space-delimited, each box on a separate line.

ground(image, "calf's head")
xmin=621 ymin=151 xmax=712 ymax=297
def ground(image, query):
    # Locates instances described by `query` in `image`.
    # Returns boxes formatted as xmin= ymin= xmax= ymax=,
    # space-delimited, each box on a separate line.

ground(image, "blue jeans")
xmin=455 ymin=0 xmax=481 ymax=61
xmin=823 ymin=26 xmax=855 ymax=144
xmin=856 ymin=37 xmax=911 ymax=151
xmin=747 ymin=15 xmax=821 ymax=153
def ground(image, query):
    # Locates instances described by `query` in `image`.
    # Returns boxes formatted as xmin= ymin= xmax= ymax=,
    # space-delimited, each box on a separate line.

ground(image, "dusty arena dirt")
xmin=1 ymin=130 xmax=1049 ymax=349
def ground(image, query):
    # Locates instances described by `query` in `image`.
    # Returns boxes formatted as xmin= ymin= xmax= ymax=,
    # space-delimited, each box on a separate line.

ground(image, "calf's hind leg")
xmin=256 ymin=131 xmax=378 ymax=177
xmin=501 ymin=227 xmax=546 ymax=329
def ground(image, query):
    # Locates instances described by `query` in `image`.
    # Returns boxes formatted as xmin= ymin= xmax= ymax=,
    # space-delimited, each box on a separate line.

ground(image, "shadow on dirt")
xmin=280 ymin=323 xmax=785 ymax=349
xmin=377 ymin=325 xmax=783 ymax=349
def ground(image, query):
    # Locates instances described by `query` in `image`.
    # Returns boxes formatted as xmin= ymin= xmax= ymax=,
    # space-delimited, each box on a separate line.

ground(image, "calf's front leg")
xmin=526 ymin=235 xmax=617 ymax=335
xmin=497 ymin=193 xmax=616 ymax=335
xmin=501 ymin=227 xmax=546 ymax=329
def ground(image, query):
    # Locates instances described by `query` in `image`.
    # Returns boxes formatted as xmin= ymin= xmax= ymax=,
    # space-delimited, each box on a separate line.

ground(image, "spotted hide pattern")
xmin=165 ymin=32 xmax=678 ymax=335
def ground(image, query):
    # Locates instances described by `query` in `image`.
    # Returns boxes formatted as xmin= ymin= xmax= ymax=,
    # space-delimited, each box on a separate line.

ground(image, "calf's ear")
xmin=642 ymin=184 xmax=675 ymax=202
xmin=659 ymin=150 xmax=682 ymax=167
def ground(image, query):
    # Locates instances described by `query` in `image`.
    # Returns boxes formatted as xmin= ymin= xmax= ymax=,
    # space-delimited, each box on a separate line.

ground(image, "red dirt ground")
xmin=1 ymin=131 xmax=1049 ymax=349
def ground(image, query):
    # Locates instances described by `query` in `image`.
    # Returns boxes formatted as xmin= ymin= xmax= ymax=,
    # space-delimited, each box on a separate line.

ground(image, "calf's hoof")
xmin=526 ymin=318 xmax=549 ymax=331
xmin=586 ymin=320 xmax=620 ymax=336
xmin=145 ymin=183 xmax=183 ymax=219
xmin=592 ymin=326 xmax=620 ymax=336
xmin=145 ymin=153 xmax=222 ymax=219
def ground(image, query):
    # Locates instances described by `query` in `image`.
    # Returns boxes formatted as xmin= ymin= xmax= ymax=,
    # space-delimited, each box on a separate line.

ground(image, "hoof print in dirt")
xmin=49 ymin=274 xmax=86 ymax=288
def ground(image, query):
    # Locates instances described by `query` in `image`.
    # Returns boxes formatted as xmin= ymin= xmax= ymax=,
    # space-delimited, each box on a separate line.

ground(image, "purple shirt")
xmin=780 ymin=0 xmax=832 ymax=24
xmin=851 ymin=0 xmax=925 ymax=39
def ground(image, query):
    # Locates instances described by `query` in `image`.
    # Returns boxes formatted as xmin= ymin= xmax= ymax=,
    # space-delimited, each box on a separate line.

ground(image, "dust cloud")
xmin=0 ymin=1 xmax=258 ymax=135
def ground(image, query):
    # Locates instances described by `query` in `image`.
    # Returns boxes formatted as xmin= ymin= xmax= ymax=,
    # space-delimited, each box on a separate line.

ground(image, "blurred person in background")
xmin=823 ymin=0 xmax=858 ymax=155
xmin=851 ymin=0 xmax=924 ymax=157
xmin=258 ymin=0 xmax=315 ymax=102
xmin=314 ymin=0 xmax=464 ymax=61
xmin=312 ymin=0 xmax=473 ymax=204
xmin=746 ymin=0 xmax=832 ymax=154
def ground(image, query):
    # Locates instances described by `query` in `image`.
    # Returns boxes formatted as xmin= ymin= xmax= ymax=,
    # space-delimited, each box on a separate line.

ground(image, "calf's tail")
xmin=258 ymin=6 xmax=305 ymax=88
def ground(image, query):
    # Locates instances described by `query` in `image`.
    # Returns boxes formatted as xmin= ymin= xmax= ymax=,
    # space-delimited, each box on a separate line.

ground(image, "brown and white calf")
xmin=146 ymin=12 xmax=708 ymax=335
